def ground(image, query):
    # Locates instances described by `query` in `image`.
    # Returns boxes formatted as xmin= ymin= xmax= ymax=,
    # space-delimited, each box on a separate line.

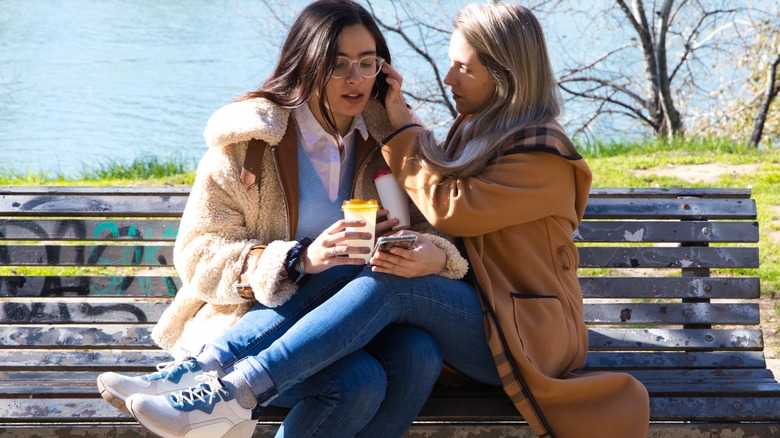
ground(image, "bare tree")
xmin=556 ymin=0 xmax=749 ymax=141
xmin=749 ymin=43 xmax=780 ymax=146
xmin=685 ymin=9 xmax=779 ymax=148
xmin=249 ymin=1 xmax=768 ymax=143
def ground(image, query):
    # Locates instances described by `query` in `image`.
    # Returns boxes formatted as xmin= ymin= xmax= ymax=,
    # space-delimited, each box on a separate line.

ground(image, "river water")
xmin=0 ymin=0 xmax=303 ymax=177
xmin=4 ymin=1 xmax=770 ymax=177
xmin=0 ymin=0 xmax=487 ymax=178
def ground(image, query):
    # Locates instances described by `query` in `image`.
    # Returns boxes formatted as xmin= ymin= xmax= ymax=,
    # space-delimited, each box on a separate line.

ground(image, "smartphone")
xmin=373 ymin=234 xmax=417 ymax=253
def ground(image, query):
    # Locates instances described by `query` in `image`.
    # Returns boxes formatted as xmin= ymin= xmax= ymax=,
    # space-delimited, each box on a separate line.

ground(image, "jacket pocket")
xmin=510 ymin=293 xmax=570 ymax=377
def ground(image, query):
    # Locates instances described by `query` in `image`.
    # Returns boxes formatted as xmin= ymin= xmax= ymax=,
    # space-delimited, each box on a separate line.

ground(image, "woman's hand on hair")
xmin=368 ymin=231 xmax=446 ymax=278
xmin=303 ymin=219 xmax=373 ymax=274
xmin=382 ymin=63 xmax=415 ymax=129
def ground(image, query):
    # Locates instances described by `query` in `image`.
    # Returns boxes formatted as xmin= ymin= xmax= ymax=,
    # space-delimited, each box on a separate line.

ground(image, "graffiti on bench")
xmin=1 ymin=218 xmax=182 ymax=321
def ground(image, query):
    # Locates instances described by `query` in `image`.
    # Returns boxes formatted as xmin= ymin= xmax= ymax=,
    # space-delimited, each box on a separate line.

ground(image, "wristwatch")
xmin=234 ymin=245 xmax=267 ymax=300
xmin=234 ymin=283 xmax=254 ymax=299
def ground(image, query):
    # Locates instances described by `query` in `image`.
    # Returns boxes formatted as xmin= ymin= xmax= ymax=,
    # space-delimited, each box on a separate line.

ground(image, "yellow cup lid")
xmin=342 ymin=199 xmax=378 ymax=212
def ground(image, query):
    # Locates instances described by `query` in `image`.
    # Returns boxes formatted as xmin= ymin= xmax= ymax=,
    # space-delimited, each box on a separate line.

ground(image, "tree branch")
xmin=558 ymin=82 xmax=657 ymax=129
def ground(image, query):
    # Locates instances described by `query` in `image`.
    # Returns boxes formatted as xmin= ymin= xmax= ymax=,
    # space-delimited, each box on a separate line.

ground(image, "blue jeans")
xmin=204 ymin=266 xmax=444 ymax=437
xmin=272 ymin=325 xmax=442 ymax=438
xmin=234 ymin=271 xmax=502 ymax=406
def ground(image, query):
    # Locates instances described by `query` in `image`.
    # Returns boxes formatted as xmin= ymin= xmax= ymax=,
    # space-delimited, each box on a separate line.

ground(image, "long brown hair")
xmin=237 ymin=0 xmax=391 ymax=140
xmin=419 ymin=3 xmax=562 ymax=178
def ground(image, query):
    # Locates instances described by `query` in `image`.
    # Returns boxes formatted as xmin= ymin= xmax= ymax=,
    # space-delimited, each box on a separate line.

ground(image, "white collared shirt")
xmin=293 ymin=105 xmax=369 ymax=201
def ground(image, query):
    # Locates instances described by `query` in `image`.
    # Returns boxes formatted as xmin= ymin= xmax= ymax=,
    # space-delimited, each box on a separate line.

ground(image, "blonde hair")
xmin=419 ymin=3 xmax=562 ymax=177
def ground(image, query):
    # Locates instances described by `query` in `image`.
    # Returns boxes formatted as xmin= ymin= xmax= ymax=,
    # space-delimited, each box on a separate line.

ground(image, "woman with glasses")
xmin=96 ymin=1 xmax=468 ymax=437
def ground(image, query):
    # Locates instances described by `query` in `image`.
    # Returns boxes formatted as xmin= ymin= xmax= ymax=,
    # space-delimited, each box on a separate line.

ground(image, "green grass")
xmin=2 ymin=138 xmax=779 ymax=295
xmin=582 ymin=137 xmax=780 ymax=296
xmin=0 ymin=154 xmax=197 ymax=186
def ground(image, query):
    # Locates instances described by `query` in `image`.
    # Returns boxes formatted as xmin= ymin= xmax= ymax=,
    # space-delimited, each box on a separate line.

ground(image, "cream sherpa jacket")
xmin=152 ymin=97 xmax=468 ymax=355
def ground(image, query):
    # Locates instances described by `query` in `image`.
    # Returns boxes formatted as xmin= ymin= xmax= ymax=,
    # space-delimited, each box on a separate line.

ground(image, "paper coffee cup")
xmin=373 ymin=169 xmax=410 ymax=230
xmin=341 ymin=199 xmax=378 ymax=263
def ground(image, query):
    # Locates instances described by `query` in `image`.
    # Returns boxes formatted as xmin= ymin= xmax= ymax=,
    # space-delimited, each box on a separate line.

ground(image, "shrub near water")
xmin=0 ymin=155 xmax=197 ymax=185
xmin=79 ymin=154 xmax=196 ymax=181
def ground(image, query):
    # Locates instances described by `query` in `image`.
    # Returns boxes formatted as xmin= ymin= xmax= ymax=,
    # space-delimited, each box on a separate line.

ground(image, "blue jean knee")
xmin=272 ymin=350 xmax=386 ymax=438
xmin=357 ymin=325 xmax=443 ymax=438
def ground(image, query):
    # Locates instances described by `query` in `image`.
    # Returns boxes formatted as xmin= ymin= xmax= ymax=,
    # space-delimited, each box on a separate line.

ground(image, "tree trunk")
xmin=655 ymin=0 xmax=683 ymax=139
xmin=749 ymin=52 xmax=780 ymax=147
xmin=620 ymin=0 xmax=663 ymax=134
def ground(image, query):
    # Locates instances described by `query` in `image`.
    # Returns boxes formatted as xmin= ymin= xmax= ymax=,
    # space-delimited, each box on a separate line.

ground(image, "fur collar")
xmin=203 ymin=98 xmax=290 ymax=148
xmin=203 ymin=97 xmax=393 ymax=149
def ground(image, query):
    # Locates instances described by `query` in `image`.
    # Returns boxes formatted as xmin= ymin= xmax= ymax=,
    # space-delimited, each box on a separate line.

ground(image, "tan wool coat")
xmin=382 ymin=118 xmax=650 ymax=438
xmin=153 ymin=98 xmax=467 ymax=356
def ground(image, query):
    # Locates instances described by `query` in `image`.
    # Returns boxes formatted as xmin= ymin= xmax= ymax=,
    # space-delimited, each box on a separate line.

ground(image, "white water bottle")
xmin=373 ymin=168 xmax=410 ymax=230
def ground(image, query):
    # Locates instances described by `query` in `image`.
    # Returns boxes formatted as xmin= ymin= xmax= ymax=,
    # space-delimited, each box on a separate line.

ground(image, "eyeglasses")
xmin=332 ymin=55 xmax=385 ymax=79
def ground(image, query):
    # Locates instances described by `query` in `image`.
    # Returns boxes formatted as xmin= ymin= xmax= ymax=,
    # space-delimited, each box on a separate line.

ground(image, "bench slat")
xmin=575 ymin=220 xmax=759 ymax=243
xmin=0 ymin=245 xmax=174 ymax=267
xmin=0 ymin=350 xmax=767 ymax=372
xmin=0 ymin=219 xmax=180 ymax=241
xmin=584 ymin=197 xmax=756 ymax=219
xmin=0 ymin=195 xmax=187 ymax=217
xmin=0 ymin=326 xmax=763 ymax=351
xmin=584 ymin=302 xmax=759 ymax=325
xmin=5 ymin=186 xmax=747 ymax=198
xmin=588 ymin=328 xmax=763 ymax=351
xmin=625 ymin=368 xmax=776 ymax=382
xmin=581 ymin=276 xmax=760 ymax=299
xmin=579 ymin=246 xmax=759 ymax=268
xmin=1 ymin=245 xmax=759 ymax=269
xmin=649 ymin=396 xmax=780 ymax=421
xmin=2 ymin=219 xmax=759 ymax=244
xmin=1 ymin=395 xmax=778 ymax=423
xmin=2 ymin=371 xmax=775 ymax=398
xmin=1 ymin=275 xmax=758 ymax=300
xmin=585 ymin=351 xmax=768 ymax=369
xmin=0 ymin=349 xmax=167 ymax=370
xmin=0 ymin=300 xmax=758 ymax=326
xmin=587 ymin=188 xmax=753 ymax=199
xmin=0 ymin=276 xmax=180 ymax=298
xmin=0 ymin=300 xmax=171 ymax=324
xmin=0 ymin=326 xmax=157 ymax=348
xmin=3 ymin=197 xmax=755 ymax=219
xmin=0 ymin=186 xmax=192 ymax=196
xmin=0 ymin=346 xmax=766 ymax=372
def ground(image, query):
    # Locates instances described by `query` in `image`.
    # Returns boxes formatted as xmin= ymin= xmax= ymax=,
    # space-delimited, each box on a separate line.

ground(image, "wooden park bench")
xmin=0 ymin=185 xmax=778 ymax=437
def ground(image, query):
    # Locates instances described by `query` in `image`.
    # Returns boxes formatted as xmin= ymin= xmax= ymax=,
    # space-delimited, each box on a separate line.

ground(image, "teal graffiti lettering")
xmin=143 ymin=245 xmax=162 ymax=265
xmin=138 ymin=276 xmax=152 ymax=297
xmin=94 ymin=221 xmax=120 ymax=239
xmin=89 ymin=276 xmax=116 ymax=296
xmin=163 ymin=277 xmax=178 ymax=297
xmin=163 ymin=224 xmax=178 ymax=239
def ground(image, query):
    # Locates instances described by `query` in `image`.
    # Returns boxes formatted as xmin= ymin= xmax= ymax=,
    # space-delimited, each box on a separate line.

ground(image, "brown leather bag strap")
xmin=241 ymin=138 xmax=267 ymax=190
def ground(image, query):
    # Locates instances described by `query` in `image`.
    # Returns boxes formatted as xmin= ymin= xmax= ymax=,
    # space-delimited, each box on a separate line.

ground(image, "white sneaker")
xmin=126 ymin=372 xmax=258 ymax=438
xmin=97 ymin=357 xmax=204 ymax=413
